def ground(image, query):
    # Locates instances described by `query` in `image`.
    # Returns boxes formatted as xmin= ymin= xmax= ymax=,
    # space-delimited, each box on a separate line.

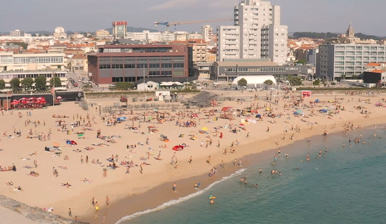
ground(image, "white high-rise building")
xmin=201 ymin=25 xmax=213 ymax=42
xmin=218 ymin=0 xmax=288 ymax=65
xmin=218 ymin=26 xmax=240 ymax=61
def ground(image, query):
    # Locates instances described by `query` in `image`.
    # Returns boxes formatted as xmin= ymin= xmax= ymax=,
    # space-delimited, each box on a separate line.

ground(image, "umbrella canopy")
xmin=172 ymin=145 xmax=184 ymax=151
xmin=201 ymin=127 xmax=209 ymax=131
xmin=221 ymin=107 xmax=232 ymax=112
xmin=10 ymin=101 xmax=19 ymax=106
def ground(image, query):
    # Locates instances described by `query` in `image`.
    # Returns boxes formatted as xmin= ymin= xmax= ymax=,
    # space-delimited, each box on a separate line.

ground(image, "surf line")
xmin=116 ymin=168 xmax=247 ymax=223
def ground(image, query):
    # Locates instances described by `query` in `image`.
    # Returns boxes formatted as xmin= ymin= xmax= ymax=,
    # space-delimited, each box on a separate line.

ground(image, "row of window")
xmin=149 ymin=71 xmax=172 ymax=76
xmin=13 ymin=56 xmax=63 ymax=64
xmin=224 ymin=67 xmax=299 ymax=72
xmin=99 ymin=63 xmax=184 ymax=69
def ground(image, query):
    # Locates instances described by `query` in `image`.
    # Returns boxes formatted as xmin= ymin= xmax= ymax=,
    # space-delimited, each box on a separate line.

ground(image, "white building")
xmin=201 ymin=25 xmax=213 ymax=42
xmin=10 ymin=29 xmax=24 ymax=37
xmin=218 ymin=26 xmax=240 ymax=61
xmin=316 ymin=44 xmax=386 ymax=80
xmin=218 ymin=0 xmax=288 ymax=65
xmin=53 ymin=27 xmax=67 ymax=40
xmin=0 ymin=52 xmax=65 ymax=72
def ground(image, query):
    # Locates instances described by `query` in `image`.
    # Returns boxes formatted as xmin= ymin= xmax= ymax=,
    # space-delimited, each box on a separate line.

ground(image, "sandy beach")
xmin=0 ymin=89 xmax=385 ymax=224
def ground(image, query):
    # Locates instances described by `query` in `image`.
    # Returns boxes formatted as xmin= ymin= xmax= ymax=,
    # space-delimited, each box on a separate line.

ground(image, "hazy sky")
xmin=0 ymin=0 xmax=385 ymax=36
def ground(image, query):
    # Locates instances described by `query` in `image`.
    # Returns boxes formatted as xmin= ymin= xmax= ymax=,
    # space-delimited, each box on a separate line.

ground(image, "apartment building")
xmin=218 ymin=0 xmax=288 ymax=65
xmin=218 ymin=26 xmax=240 ymax=61
xmin=316 ymin=44 xmax=386 ymax=80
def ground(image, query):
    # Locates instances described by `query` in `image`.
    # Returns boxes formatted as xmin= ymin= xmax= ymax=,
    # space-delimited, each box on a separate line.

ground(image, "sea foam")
xmin=116 ymin=168 xmax=246 ymax=223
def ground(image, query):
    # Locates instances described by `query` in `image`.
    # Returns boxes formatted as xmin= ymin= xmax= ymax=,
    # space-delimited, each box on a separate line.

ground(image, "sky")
xmin=0 ymin=0 xmax=385 ymax=36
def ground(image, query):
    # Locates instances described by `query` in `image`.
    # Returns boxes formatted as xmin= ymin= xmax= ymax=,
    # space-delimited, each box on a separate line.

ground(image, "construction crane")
xmin=154 ymin=18 xmax=233 ymax=28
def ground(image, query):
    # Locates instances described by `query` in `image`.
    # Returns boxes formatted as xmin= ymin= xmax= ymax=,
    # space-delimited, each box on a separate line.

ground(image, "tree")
xmin=0 ymin=79 xmax=5 ymax=90
xmin=10 ymin=78 xmax=20 ymax=92
xmin=296 ymin=59 xmax=307 ymax=65
xmin=264 ymin=80 xmax=273 ymax=86
xmin=237 ymin=78 xmax=247 ymax=87
xmin=21 ymin=77 xmax=34 ymax=91
xmin=50 ymin=77 xmax=62 ymax=87
xmin=287 ymin=76 xmax=303 ymax=86
xmin=114 ymin=82 xmax=134 ymax=90
xmin=35 ymin=76 xmax=47 ymax=92
xmin=313 ymin=80 xmax=320 ymax=86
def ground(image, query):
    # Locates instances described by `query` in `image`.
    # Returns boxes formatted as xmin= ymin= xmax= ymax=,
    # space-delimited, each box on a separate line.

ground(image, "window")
xmin=149 ymin=64 xmax=160 ymax=68
xmin=161 ymin=63 xmax=172 ymax=68
xmin=149 ymin=71 xmax=160 ymax=76
xmin=161 ymin=71 xmax=172 ymax=76
xmin=124 ymin=64 xmax=135 ymax=68
xmin=136 ymin=64 xmax=146 ymax=68
xmin=99 ymin=64 xmax=111 ymax=69
xmin=173 ymin=63 xmax=184 ymax=68
xmin=112 ymin=77 xmax=124 ymax=82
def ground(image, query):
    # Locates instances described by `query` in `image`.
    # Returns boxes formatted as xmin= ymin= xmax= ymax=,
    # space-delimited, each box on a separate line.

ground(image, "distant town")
xmin=0 ymin=0 xmax=385 ymax=95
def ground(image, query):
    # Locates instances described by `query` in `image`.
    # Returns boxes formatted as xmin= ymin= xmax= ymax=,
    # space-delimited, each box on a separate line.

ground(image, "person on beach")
xmin=172 ymin=183 xmax=177 ymax=192
xmin=106 ymin=196 xmax=110 ymax=206
xmin=68 ymin=208 xmax=72 ymax=217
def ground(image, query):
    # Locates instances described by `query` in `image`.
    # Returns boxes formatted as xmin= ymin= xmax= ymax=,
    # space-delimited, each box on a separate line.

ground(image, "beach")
xmin=0 ymin=89 xmax=385 ymax=223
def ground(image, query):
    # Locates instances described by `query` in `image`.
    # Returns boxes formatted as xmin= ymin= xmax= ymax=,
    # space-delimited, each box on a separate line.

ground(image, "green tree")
xmin=10 ymin=78 xmax=21 ymax=92
xmin=0 ymin=79 xmax=5 ymax=89
xmin=35 ymin=76 xmax=47 ymax=92
xmin=264 ymin=80 xmax=273 ymax=85
xmin=313 ymin=80 xmax=320 ymax=86
xmin=114 ymin=82 xmax=134 ymax=90
xmin=237 ymin=78 xmax=247 ymax=87
xmin=287 ymin=76 xmax=303 ymax=86
xmin=296 ymin=59 xmax=307 ymax=65
xmin=50 ymin=77 xmax=62 ymax=87
xmin=21 ymin=77 xmax=34 ymax=91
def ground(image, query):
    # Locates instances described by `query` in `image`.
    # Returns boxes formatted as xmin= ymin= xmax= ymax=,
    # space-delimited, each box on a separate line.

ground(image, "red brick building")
xmin=88 ymin=44 xmax=197 ymax=85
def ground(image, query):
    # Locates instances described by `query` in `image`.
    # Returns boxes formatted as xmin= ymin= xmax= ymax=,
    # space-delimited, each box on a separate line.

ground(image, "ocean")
xmin=119 ymin=126 xmax=386 ymax=224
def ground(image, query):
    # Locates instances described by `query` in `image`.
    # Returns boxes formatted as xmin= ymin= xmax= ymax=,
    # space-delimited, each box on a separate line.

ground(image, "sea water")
xmin=119 ymin=126 xmax=386 ymax=224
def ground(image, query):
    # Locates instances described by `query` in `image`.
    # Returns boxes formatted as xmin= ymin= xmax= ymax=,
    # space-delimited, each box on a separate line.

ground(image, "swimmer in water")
xmin=306 ymin=153 xmax=311 ymax=161
xmin=258 ymin=168 xmax=263 ymax=174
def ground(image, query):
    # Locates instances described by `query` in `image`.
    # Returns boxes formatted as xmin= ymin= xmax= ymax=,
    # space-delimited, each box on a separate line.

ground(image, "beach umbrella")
xmin=314 ymin=99 xmax=320 ymax=103
xmin=172 ymin=145 xmax=184 ymax=151
xmin=221 ymin=107 xmax=232 ymax=112
xmin=201 ymin=127 xmax=209 ymax=131
xmin=10 ymin=100 xmax=19 ymax=106
xmin=53 ymin=142 xmax=60 ymax=147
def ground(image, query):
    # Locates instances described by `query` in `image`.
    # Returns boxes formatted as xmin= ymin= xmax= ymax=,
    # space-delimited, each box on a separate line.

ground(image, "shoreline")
xmin=86 ymin=115 xmax=386 ymax=224
xmin=1 ymin=91 xmax=385 ymax=224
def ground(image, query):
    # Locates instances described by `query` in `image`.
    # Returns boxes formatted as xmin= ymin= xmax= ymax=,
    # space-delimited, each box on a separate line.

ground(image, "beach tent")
xmin=117 ymin=117 xmax=127 ymax=122
xmin=232 ymin=75 xmax=277 ymax=86
xmin=66 ymin=140 xmax=77 ymax=145
xmin=319 ymin=109 xmax=328 ymax=113
xmin=172 ymin=145 xmax=184 ymax=151
xmin=294 ymin=109 xmax=304 ymax=115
